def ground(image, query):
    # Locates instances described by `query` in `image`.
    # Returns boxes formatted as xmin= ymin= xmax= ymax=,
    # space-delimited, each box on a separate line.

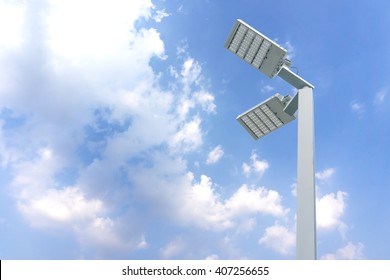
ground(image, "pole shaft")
xmin=296 ymin=86 xmax=316 ymax=260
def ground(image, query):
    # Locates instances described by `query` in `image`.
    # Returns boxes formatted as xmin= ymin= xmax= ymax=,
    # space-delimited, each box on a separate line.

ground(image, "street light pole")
xmin=225 ymin=19 xmax=317 ymax=260
xmin=296 ymin=86 xmax=316 ymax=260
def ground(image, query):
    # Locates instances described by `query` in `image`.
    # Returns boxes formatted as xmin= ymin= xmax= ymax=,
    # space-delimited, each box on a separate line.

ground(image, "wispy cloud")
xmin=205 ymin=254 xmax=219 ymax=260
xmin=351 ymin=100 xmax=365 ymax=115
xmin=284 ymin=41 xmax=296 ymax=60
xmin=206 ymin=145 xmax=224 ymax=165
xmin=153 ymin=8 xmax=170 ymax=23
xmin=374 ymin=87 xmax=387 ymax=106
xmin=261 ymin=85 xmax=275 ymax=94
xmin=316 ymin=168 xmax=335 ymax=181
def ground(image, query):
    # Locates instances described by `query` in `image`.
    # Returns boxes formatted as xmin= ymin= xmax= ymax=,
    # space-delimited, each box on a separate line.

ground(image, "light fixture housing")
xmin=237 ymin=93 xmax=296 ymax=140
xmin=224 ymin=19 xmax=289 ymax=78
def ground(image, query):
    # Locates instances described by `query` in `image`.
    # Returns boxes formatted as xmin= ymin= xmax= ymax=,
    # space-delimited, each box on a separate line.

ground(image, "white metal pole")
xmin=296 ymin=86 xmax=316 ymax=260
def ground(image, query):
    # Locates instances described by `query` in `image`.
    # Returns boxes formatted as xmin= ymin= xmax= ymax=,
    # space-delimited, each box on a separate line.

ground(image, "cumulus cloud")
xmin=259 ymin=187 xmax=351 ymax=257
xmin=315 ymin=168 xmax=335 ymax=181
xmin=170 ymin=117 xmax=203 ymax=153
xmin=321 ymin=242 xmax=365 ymax=260
xmin=316 ymin=191 xmax=347 ymax=234
xmin=0 ymin=0 xmax=219 ymax=257
xmin=290 ymin=167 xmax=347 ymax=236
xmin=18 ymin=186 xmax=103 ymax=227
xmin=224 ymin=185 xmax=287 ymax=218
xmin=259 ymin=224 xmax=295 ymax=256
xmin=206 ymin=145 xmax=224 ymax=165
xmin=242 ymin=152 xmax=269 ymax=178
xmin=131 ymin=156 xmax=288 ymax=231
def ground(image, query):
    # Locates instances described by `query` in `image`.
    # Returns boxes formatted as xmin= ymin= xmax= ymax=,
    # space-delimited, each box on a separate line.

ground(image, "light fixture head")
xmin=237 ymin=94 xmax=296 ymax=140
xmin=225 ymin=19 xmax=289 ymax=78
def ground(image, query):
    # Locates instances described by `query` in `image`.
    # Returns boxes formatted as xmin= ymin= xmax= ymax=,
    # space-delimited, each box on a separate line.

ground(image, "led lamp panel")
xmin=225 ymin=19 xmax=287 ymax=78
xmin=237 ymin=94 xmax=296 ymax=140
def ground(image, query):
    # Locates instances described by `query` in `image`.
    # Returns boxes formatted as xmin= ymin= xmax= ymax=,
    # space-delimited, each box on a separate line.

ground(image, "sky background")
xmin=0 ymin=0 xmax=389 ymax=260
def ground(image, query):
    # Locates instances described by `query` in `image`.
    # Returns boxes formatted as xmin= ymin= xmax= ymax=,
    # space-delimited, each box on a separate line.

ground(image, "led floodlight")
xmin=224 ymin=19 xmax=289 ymax=78
xmin=237 ymin=94 xmax=296 ymax=140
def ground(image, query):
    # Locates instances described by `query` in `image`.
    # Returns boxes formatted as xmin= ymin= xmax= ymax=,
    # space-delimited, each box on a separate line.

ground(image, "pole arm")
xmin=277 ymin=65 xmax=314 ymax=89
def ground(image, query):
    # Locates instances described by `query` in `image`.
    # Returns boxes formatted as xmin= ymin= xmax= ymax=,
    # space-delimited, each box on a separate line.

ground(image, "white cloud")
xmin=176 ymin=40 xmax=189 ymax=57
xmin=290 ymin=183 xmax=297 ymax=197
xmin=236 ymin=218 xmax=256 ymax=233
xmin=242 ymin=152 xmax=269 ymax=178
xmin=0 ymin=0 xmax=299 ymax=259
xmin=153 ymin=9 xmax=169 ymax=22
xmin=316 ymin=191 xmax=347 ymax=233
xmin=242 ymin=163 xmax=251 ymax=177
xmin=124 ymin=150 xmax=284 ymax=232
xmin=170 ymin=54 xmax=216 ymax=120
xmin=0 ymin=1 xmax=25 ymax=49
xmin=18 ymin=186 xmax=103 ymax=227
xmin=259 ymin=224 xmax=295 ymax=256
xmin=374 ymin=88 xmax=387 ymax=106
xmin=75 ymin=217 xmax=122 ymax=251
xmin=46 ymin=0 xmax=159 ymax=65
xmin=321 ymin=242 xmax=364 ymax=260
xmin=351 ymin=101 xmax=365 ymax=115
xmin=160 ymin=236 xmax=186 ymax=259
xmin=130 ymin=153 xmax=288 ymax=231
xmin=224 ymin=185 xmax=287 ymax=218
xmin=9 ymin=145 xmax=146 ymax=255
xmin=284 ymin=41 xmax=295 ymax=60
xmin=0 ymin=0 xmax=216 ymax=257
xmin=194 ymin=90 xmax=216 ymax=113
xmin=261 ymin=85 xmax=275 ymax=94
xmin=181 ymin=58 xmax=202 ymax=92
xmin=170 ymin=117 xmax=203 ymax=153
xmin=315 ymin=168 xmax=335 ymax=181
xmin=205 ymin=254 xmax=219 ymax=260
xmin=206 ymin=145 xmax=224 ymax=165
xmin=137 ymin=235 xmax=148 ymax=249
xmin=181 ymin=176 xmax=287 ymax=230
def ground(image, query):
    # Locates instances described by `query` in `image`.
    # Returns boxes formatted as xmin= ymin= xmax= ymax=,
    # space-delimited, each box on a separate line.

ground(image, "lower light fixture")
xmin=236 ymin=93 xmax=296 ymax=140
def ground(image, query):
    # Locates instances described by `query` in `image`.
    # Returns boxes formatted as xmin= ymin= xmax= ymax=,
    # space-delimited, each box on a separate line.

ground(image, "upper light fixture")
xmin=224 ymin=19 xmax=289 ymax=78
xmin=224 ymin=19 xmax=314 ymax=89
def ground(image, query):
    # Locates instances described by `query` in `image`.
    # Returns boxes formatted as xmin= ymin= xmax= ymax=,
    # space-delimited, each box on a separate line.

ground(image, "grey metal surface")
xmin=296 ymin=86 xmax=316 ymax=260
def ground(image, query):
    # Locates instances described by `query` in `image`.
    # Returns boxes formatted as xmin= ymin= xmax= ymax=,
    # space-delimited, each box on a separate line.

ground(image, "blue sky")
xmin=0 ymin=0 xmax=389 ymax=260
